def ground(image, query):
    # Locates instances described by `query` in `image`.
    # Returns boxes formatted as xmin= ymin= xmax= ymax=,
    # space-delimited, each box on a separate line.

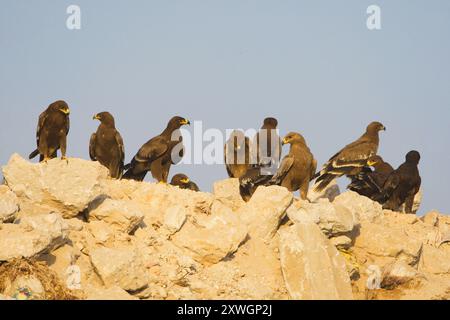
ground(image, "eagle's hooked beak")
xmin=382 ymin=126 xmax=386 ymax=131
xmin=282 ymin=137 xmax=290 ymax=145
xmin=60 ymin=107 xmax=71 ymax=115
xmin=367 ymin=160 xmax=377 ymax=166
xmin=180 ymin=178 xmax=190 ymax=184
xmin=93 ymin=114 xmax=100 ymax=120
xmin=180 ymin=119 xmax=191 ymax=126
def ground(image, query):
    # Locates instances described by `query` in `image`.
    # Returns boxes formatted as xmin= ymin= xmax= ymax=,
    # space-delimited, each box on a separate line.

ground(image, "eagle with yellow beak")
xmin=29 ymin=100 xmax=71 ymax=162
xmin=123 ymin=116 xmax=190 ymax=182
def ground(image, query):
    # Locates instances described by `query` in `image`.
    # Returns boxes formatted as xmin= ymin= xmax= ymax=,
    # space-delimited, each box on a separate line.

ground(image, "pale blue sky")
xmin=1 ymin=1 xmax=449 ymax=214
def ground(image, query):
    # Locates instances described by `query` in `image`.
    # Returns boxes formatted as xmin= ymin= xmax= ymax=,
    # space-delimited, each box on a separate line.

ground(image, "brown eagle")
xmin=270 ymin=132 xmax=317 ymax=200
xmin=313 ymin=122 xmax=386 ymax=192
xmin=90 ymin=112 xmax=125 ymax=179
xmin=29 ymin=100 xmax=71 ymax=162
xmin=123 ymin=116 xmax=190 ymax=182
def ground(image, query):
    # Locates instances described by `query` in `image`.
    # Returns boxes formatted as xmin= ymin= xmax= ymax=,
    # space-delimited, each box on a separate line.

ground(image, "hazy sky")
xmin=1 ymin=1 xmax=449 ymax=215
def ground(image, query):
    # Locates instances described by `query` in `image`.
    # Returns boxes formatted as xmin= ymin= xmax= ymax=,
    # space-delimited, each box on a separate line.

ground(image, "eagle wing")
xmin=115 ymin=131 xmax=125 ymax=166
xmin=135 ymin=136 xmax=169 ymax=163
xmin=89 ymin=133 xmax=97 ymax=161
xmin=270 ymin=155 xmax=295 ymax=186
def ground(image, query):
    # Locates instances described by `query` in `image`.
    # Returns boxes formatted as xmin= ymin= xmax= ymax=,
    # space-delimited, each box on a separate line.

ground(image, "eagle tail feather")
xmin=29 ymin=149 xmax=39 ymax=160
xmin=313 ymin=174 xmax=335 ymax=192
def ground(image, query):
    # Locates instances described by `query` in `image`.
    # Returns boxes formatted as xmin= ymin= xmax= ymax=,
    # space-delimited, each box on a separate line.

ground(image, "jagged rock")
xmin=88 ymin=198 xmax=145 ymax=234
xmin=85 ymin=285 xmax=139 ymax=300
xmin=66 ymin=218 xmax=84 ymax=232
xmin=333 ymin=191 xmax=383 ymax=222
xmin=0 ymin=213 xmax=68 ymax=261
xmin=171 ymin=202 xmax=248 ymax=265
xmin=330 ymin=235 xmax=353 ymax=250
xmin=288 ymin=199 xmax=356 ymax=236
xmin=238 ymin=186 xmax=293 ymax=242
xmin=354 ymin=221 xmax=423 ymax=266
xmin=0 ymin=185 xmax=19 ymax=223
xmin=40 ymin=244 xmax=101 ymax=291
xmin=1 ymin=154 xmax=450 ymax=301
xmin=137 ymin=284 xmax=169 ymax=300
xmin=20 ymin=213 xmax=68 ymax=247
xmin=419 ymin=244 xmax=450 ymax=275
xmin=278 ymin=223 xmax=353 ymax=300
xmin=286 ymin=201 xmax=320 ymax=225
xmin=421 ymin=211 xmax=440 ymax=227
xmin=381 ymin=260 xmax=421 ymax=289
xmin=213 ymin=178 xmax=246 ymax=211
xmin=163 ymin=205 xmax=188 ymax=234
xmin=89 ymin=246 xmax=148 ymax=292
xmin=2 ymin=154 xmax=109 ymax=218
xmin=308 ymin=180 xmax=341 ymax=202
xmin=129 ymin=182 xmax=213 ymax=214
xmin=88 ymin=221 xmax=114 ymax=243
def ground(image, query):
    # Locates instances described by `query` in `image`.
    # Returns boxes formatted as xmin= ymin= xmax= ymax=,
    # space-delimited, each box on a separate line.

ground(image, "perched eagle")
xmin=170 ymin=173 xmax=200 ymax=192
xmin=347 ymin=155 xmax=394 ymax=200
xmin=123 ymin=116 xmax=190 ymax=182
xmin=313 ymin=121 xmax=386 ymax=192
xmin=29 ymin=100 xmax=71 ymax=162
xmin=270 ymin=132 xmax=317 ymax=200
xmin=238 ymin=117 xmax=283 ymax=201
xmin=89 ymin=112 xmax=125 ymax=179
xmin=224 ymin=130 xmax=252 ymax=179
xmin=376 ymin=150 xmax=421 ymax=214
xmin=253 ymin=117 xmax=282 ymax=173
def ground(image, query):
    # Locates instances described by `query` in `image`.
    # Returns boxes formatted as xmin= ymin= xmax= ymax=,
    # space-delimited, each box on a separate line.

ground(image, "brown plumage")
xmin=170 ymin=174 xmax=200 ymax=192
xmin=348 ymin=155 xmax=394 ymax=200
xmin=224 ymin=130 xmax=252 ymax=179
xmin=29 ymin=100 xmax=71 ymax=162
xmin=238 ymin=118 xmax=284 ymax=201
xmin=123 ymin=116 xmax=190 ymax=182
xmin=313 ymin=122 xmax=386 ymax=192
xmin=270 ymin=132 xmax=317 ymax=200
xmin=89 ymin=112 xmax=125 ymax=179
xmin=253 ymin=117 xmax=282 ymax=173
xmin=376 ymin=151 xmax=421 ymax=213
xmin=239 ymin=166 xmax=273 ymax=202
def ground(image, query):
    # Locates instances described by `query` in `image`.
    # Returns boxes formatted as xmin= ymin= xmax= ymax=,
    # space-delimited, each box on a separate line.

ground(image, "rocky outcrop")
xmin=0 ymin=185 xmax=19 ymax=223
xmin=238 ymin=186 xmax=293 ymax=242
xmin=89 ymin=246 xmax=149 ymax=292
xmin=279 ymin=223 xmax=354 ymax=300
xmin=354 ymin=221 xmax=423 ymax=266
xmin=213 ymin=179 xmax=246 ymax=211
xmin=0 ymin=213 xmax=67 ymax=261
xmin=334 ymin=191 xmax=383 ymax=222
xmin=88 ymin=199 xmax=144 ymax=234
xmin=171 ymin=201 xmax=248 ymax=265
xmin=1 ymin=154 xmax=450 ymax=301
xmin=3 ymin=154 xmax=109 ymax=218
xmin=288 ymin=199 xmax=358 ymax=237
